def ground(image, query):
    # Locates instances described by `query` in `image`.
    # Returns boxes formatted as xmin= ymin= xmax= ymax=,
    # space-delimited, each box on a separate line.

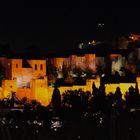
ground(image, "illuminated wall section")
xmin=75 ymin=55 xmax=86 ymax=70
xmin=129 ymin=34 xmax=140 ymax=41
xmin=85 ymin=54 xmax=96 ymax=73
xmin=60 ymin=86 xmax=87 ymax=93
xmin=8 ymin=59 xmax=33 ymax=88
xmin=70 ymin=54 xmax=96 ymax=72
xmin=11 ymin=59 xmax=22 ymax=79
xmin=49 ymin=54 xmax=96 ymax=77
xmin=6 ymin=59 xmax=24 ymax=88
xmin=105 ymin=83 xmax=136 ymax=99
xmin=136 ymin=77 xmax=140 ymax=92
xmin=48 ymin=86 xmax=86 ymax=102
xmin=21 ymin=68 xmax=33 ymax=88
xmin=2 ymin=80 xmax=17 ymax=98
xmin=14 ymin=68 xmax=33 ymax=88
xmin=53 ymin=58 xmax=64 ymax=70
xmin=31 ymin=76 xmax=49 ymax=106
xmin=48 ymin=77 xmax=100 ymax=103
xmin=53 ymin=58 xmax=64 ymax=78
xmin=72 ymin=85 xmax=87 ymax=92
xmin=16 ymin=88 xmax=32 ymax=100
xmin=110 ymin=54 xmax=125 ymax=76
xmin=27 ymin=60 xmax=46 ymax=79
xmin=71 ymin=55 xmax=77 ymax=70
xmin=96 ymin=57 xmax=106 ymax=72
xmin=48 ymin=86 xmax=72 ymax=103
xmin=63 ymin=56 xmax=71 ymax=70
xmin=86 ymin=77 xmax=100 ymax=93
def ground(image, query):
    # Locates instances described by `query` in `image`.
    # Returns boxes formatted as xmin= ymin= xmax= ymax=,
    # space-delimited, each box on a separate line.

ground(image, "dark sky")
xmin=0 ymin=1 xmax=140 ymax=53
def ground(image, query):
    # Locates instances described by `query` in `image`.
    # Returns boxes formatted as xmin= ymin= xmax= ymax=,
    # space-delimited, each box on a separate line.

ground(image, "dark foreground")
xmin=0 ymin=107 xmax=140 ymax=140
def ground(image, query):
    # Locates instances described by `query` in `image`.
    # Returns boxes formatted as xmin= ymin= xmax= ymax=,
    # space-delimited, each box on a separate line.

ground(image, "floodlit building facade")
xmin=0 ymin=34 xmax=140 ymax=106
xmin=0 ymin=56 xmax=101 ymax=106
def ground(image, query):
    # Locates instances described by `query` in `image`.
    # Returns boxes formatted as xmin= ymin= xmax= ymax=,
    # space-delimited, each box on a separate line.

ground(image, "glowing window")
xmin=35 ymin=64 xmax=37 ymax=70
xmin=40 ymin=64 xmax=43 ymax=70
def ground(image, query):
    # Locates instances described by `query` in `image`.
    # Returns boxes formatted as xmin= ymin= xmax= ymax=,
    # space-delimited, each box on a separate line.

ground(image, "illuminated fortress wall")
xmin=0 ymin=52 xmax=140 ymax=106
xmin=2 ymin=80 xmax=17 ymax=98
xmin=31 ymin=76 xmax=49 ymax=106
xmin=96 ymin=57 xmax=106 ymax=70
xmin=85 ymin=54 xmax=96 ymax=73
xmin=11 ymin=59 xmax=22 ymax=80
xmin=50 ymin=54 xmax=96 ymax=76
xmin=86 ymin=77 xmax=100 ymax=92
xmin=16 ymin=88 xmax=32 ymax=100
xmin=21 ymin=68 xmax=33 ymax=88
xmin=6 ymin=59 xmax=33 ymax=88
xmin=48 ymin=77 xmax=100 ymax=101
xmin=110 ymin=54 xmax=125 ymax=76
xmin=27 ymin=60 xmax=46 ymax=79
xmin=50 ymin=53 xmax=130 ymax=77
xmin=136 ymin=77 xmax=140 ymax=92
xmin=51 ymin=58 xmax=64 ymax=71
xmin=74 ymin=55 xmax=86 ymax=70
xmin=0 ymin=75 xmax=138 ymax=106
xmin=15 ymin=77 xmax=50 ymax=105
xmin=105 ymin=83 xmax=136 ymax=99
xmin=0 ymin=58 xmax=49 ymax=105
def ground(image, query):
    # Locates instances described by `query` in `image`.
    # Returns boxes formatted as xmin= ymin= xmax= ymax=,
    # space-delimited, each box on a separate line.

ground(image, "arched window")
xmin=40 ymin=64 xmax=43 ymax=70
xmin=35 ymin=64 xmax=37 ymax=70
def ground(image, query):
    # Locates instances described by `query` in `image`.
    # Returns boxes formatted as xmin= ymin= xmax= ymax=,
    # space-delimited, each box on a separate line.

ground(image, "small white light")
xmin=15 ymin=125 xmax=18 ymax=129
xmin=101 ymin=74 xmax=105 ymax=77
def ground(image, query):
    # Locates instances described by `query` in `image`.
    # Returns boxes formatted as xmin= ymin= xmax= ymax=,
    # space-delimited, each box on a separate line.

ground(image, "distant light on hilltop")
xmin=97 ymin=23 xmax=105 ymax=28
xmin=78 ymin=40 xmax=102 ymax=49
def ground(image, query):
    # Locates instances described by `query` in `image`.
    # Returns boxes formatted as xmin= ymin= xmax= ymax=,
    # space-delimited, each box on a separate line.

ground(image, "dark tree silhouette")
xmin=51 ymin=86 xmax=61 ymax=114
xmin=92 ymin=81 xmax=98 ymax=95
xmin=46 ymin=59 xmax=57 ymax=79
xmin=10 ymin=92 xmax=17 ymax=107
xmin=114 ymin=87 xmax=122 ymax=101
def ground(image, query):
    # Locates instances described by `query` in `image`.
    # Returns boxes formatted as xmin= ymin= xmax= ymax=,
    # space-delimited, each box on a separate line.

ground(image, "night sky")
xmin=0 ymin=1 xmax=140 ymax=53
